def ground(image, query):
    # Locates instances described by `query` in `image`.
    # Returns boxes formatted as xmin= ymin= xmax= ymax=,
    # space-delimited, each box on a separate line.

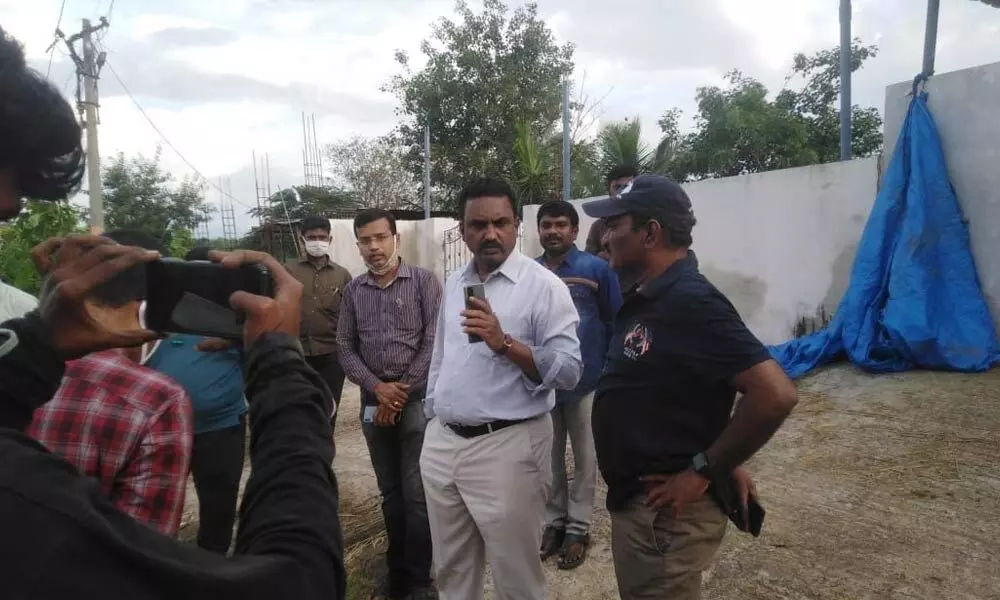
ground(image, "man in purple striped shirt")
xmin=337 ymin=208 xmax=443 ymax=600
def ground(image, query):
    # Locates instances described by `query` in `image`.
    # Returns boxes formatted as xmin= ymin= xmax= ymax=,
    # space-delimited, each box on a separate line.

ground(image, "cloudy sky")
xmin=6 ymin=0 xmax=1000 ymax=236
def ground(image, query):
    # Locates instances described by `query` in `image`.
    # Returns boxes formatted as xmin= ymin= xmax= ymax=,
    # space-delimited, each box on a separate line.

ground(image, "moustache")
xmin=543 ymin=236 xmax=562 ymax=243
xmin=478 ymin=242 xmax=503 ymax=253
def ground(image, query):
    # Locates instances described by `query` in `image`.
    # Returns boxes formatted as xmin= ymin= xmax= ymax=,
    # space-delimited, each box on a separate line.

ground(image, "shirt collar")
xmin=637 ymin=251 xmax=698 ymax=299
xmin=536 ymin=245 xmax=580 ymax=269
xmin=462 ymin=248 xmax=524 ymax=284
xmin=361 ymin=259 xmax=412 ymax=287
xmin=299 ymin=256 xmax=332 ymax=270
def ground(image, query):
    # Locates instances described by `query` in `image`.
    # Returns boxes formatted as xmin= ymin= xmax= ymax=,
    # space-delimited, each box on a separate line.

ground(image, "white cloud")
xmin=9 ymin=0 xmax=1000 ymax=240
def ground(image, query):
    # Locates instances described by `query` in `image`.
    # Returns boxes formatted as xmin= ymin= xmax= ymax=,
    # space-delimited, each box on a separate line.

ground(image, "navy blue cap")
xmin=582 ymin=174 xmax=692 ymax=220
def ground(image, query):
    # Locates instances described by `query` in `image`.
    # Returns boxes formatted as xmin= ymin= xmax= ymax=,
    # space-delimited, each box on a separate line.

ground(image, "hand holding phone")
xmin=464 ymin=283 xmax=486 ymax=344
xmin=145 ymin=257 xmax=276 ymax=340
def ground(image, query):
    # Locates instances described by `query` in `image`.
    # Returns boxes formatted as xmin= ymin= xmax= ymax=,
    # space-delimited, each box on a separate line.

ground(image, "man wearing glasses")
xmin=337 ymin=209 xmax=443 ymax=600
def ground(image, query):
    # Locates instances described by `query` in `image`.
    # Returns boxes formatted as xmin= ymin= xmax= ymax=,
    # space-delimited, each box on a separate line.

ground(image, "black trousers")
xmin=305 ymin=353 xmax=346 ymax=433
xmin=361 ymin=395 xmax=433 ymax=596
xmin=191 ymin=416 xmax=246 ymax=554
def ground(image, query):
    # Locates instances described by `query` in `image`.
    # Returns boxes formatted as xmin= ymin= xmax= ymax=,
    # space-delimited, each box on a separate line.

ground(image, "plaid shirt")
xmin=25 ymin=349 xmax=193 ymax=536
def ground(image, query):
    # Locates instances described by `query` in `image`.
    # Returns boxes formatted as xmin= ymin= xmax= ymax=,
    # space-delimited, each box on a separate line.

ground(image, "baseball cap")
xmin=581 ymin=174 xmax=692 ymax=221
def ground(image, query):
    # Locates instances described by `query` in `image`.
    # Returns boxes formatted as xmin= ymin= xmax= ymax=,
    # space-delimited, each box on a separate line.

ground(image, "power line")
xmin=44 ymin=0 xmax=69 ymax=78
xmin=102 ymin=59 xmax=255 ymax=211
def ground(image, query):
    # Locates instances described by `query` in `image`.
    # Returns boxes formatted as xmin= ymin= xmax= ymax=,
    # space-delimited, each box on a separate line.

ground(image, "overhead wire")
xmin=44 ymin=0 xmax=69 ymax=78
xmin=102 ymin=58 xmax=256 ymax=212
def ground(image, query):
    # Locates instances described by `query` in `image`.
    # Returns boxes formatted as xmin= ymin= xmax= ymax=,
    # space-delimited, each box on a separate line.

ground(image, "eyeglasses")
xmin=356 ymin=233 xmax=393 ymax=247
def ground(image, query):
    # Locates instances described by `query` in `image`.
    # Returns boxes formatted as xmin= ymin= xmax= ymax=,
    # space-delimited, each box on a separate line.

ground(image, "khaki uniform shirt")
xmin=286 ymin=258 xmax=353 ymax=357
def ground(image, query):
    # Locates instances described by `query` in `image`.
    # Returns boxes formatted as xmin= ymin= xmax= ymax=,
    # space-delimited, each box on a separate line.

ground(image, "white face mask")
xmin=136 ymin=300 xmax=160 ymax=365
xmin=365 ymin=235 xmax=400 ymax=277
xmin=304 ymin=239 xmax=331 ymax=258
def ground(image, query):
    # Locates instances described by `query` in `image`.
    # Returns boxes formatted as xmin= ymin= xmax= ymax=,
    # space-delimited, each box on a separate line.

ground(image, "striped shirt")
xmin=336 ymin=261 xmax=443 ymax=395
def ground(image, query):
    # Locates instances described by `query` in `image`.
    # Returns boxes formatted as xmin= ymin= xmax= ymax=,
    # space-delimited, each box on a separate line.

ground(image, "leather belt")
xmin=445 ymin=417 xmax=532 ymax=439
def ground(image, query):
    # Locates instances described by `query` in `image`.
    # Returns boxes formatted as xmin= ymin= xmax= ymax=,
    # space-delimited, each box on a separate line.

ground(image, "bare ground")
xmin=180 ymin=366 xmax=1000 ymax=599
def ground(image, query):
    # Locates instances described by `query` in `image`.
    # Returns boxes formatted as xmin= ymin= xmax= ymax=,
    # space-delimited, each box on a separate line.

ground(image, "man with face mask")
xmin=25 ymin=230 xmax=194 ymax=536
xmin=286 ymin=215 xmax=353 ymax=431
xmin=337 ymin=209 xmax=442 ymax=600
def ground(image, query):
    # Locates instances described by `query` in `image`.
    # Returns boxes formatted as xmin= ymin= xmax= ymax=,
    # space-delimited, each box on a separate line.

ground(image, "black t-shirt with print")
xmin=593 ymin=255 xmax=771 ymax=510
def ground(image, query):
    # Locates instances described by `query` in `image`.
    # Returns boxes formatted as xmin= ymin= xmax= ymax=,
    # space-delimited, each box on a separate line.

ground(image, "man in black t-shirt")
xmin=582 ymin=175 xmax=798 ymax=600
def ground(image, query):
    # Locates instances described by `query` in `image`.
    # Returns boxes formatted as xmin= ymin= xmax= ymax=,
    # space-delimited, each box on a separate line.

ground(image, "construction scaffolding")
xmin=252 ymin=151 xmax=299 ymax=262
xmin=302 ymin=113 xmax=325 ymax=189
xmin=219 ymin=177 xmax=239 ymax=250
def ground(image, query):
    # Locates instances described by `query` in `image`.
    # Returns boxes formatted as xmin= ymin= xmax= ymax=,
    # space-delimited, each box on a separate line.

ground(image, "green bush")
xmin=0 ymin=201 xmax=85 ymax=295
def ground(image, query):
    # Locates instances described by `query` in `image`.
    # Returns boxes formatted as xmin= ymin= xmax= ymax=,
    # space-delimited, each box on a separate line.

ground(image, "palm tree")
xmin=512 ymin=121 xmax=560 ymax=206
xmin=595 ymin=118 xmax=675 ymax=178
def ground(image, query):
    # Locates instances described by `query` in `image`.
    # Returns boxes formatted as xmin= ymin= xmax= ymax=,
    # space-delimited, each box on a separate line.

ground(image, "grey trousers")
xmin=420 ymin=415 xmax=553 ymax=600
xmin=544 ymin=393 xmax=597 ymax=536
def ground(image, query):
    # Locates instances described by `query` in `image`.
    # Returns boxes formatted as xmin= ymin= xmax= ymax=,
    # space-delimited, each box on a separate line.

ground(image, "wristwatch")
xmin=691 ymin=452 xmax=715 ymax=482
xmin=496 ymin=333 xmax=514 ymax=355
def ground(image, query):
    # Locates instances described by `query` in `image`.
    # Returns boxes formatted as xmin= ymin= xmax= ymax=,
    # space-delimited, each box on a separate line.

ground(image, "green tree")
xmin=511 ymin=121 xmax=560 ymax=206
xmin=595 ymin=117 xmax=676 ymax=179
xmin=251 ymin=185 xmax=356 ymax=222
xmin=102 ymin=149 xmax=213 ymax=249
xmin=325 ymin=136 xmax=420 ymax=210
xmin=387 ymin=0 xmax=574 ymax=206
xmin=667 ymin=40 xmax=883 ymax=180
xmin=0 ymin=201 xmax=85 ymax=295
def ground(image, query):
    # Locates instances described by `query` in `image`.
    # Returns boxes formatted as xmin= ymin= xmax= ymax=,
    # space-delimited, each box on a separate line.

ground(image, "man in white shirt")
xmin=0 ymin=280 xmax=38 ymax=322
xmin=421 ymin=176 xmax=583 ymax=600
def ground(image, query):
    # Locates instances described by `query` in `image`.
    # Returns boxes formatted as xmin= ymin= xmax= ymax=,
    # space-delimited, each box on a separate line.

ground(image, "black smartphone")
xmin=145 ymin=258 xmax=275 ymax=340
xmin=464 ymin=283 xmax=486 ymax=344
xmin=746 ymin=495 xmax=765 ymax=537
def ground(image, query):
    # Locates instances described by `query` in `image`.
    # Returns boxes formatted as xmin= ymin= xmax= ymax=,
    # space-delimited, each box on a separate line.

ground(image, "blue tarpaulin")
xmin=770 ymin=89 xmax=1000 ymax=378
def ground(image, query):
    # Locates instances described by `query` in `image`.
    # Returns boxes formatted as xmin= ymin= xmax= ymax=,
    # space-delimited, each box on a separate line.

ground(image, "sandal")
xmin=557 ymin=532 xmax=590 ymax=570
xmin=539 ymin=525 xmax=566 ymax=561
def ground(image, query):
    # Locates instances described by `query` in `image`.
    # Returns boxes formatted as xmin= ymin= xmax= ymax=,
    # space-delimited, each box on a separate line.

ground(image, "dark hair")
xmin=90 ymin=230 xmax=165 ymax=306
xmin=605 ymin=164 xmax=638 ymax=184
xmin=0 ymin=29 xmax=85 ymax=201
xmin=353 ymin=208 xmax=397 ymax=237
xmin=629 ymin=203 xmax=696 ymax=249
xmin=185 ymin=245 xmax=212 ymax=261
xmin=457 ymin=176 xmax=518 ymax=223
xmin=536 ymin=200 xmax=579 ymax=228
xmin=300 ymin=215 xmax=331 ymax=235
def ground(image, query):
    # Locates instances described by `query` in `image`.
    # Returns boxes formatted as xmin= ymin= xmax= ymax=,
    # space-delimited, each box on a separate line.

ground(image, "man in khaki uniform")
xmin=287 ymin=215 xmax=353 ymax=431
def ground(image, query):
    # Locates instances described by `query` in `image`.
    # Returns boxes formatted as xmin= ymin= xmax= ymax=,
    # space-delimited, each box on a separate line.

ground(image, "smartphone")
xmin=145 ymin=258 xmax=275 ymax=340
xmin=464 ymin=283 xmax=486 ymax=344
xmin=362 ymin=405 xmax=376 ymax=424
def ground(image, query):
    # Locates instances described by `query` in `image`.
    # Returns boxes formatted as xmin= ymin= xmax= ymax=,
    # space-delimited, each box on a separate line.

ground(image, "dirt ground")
xmin=180 ymin=365 xmax=1000 ymax=599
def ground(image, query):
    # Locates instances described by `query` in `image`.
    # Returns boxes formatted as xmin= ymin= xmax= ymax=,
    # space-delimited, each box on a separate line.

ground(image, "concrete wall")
xmin=883 ymin=61 xmax=1000 ymax=333
xmin=523 ymin=158 xmax=879 ymax=345
xmin=324 ymin=217 xmax=458 ymax=281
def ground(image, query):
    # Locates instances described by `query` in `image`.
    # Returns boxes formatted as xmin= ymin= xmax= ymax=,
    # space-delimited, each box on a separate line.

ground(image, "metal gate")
xmin=442 ymin=224 xmax=523 ymax=281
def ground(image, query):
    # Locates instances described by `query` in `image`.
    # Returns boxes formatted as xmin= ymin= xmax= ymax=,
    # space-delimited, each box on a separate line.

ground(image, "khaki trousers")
xmin=610 ymin=494 xmax=728 ymax=600
xmin=419 ymin=415 xmax=552 ymax=600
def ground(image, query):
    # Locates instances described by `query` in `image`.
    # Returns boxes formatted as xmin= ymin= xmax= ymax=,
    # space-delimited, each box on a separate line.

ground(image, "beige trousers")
xmin=611 ymin=494 xmax=728 ymax=600
xmin=419 ymin=415 xmax=553 ymax=600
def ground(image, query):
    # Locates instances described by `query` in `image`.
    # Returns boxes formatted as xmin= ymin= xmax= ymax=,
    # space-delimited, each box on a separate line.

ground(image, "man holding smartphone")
xmin=337 ymin=208 xmax=442 ymax=600
xmin=286 ymin=215 xmax=353 ymax=431
xmin=582 ymin=175 xmax=798 ymax=600
xmin=420 ymin=177 xmax=582 ymax=600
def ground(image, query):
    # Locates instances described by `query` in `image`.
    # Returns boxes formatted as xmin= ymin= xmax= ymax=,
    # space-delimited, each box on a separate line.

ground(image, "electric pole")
xmin=61 ymin=18 xmax=109 ymax=233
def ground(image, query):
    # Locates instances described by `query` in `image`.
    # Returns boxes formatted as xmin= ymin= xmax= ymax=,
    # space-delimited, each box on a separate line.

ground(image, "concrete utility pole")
xmin=922 ymin=0 xmax=941 ymax=77
xmin=839 ymin=0 xmax=852 ymax=161
xmin=62 ymin=18 xmax=109 ymax=233
xmin=423 ymin=123 xmax=431 ymax=219
xmin=562 ymin=79 xmax=571 ymax=201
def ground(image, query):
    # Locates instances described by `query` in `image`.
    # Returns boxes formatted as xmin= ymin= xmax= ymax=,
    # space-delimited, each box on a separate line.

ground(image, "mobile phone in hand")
xmin=464 ymin=283 xmax=486 ymax=344
xmin=145 ymin=258 xmax=275 ymax=340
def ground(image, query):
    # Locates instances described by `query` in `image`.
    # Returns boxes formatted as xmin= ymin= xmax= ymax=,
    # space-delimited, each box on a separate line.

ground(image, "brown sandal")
xmin=557 ymin=533 xmax=590 ymax=570
xmin=540 ymin=526 xmax=565 ymax=561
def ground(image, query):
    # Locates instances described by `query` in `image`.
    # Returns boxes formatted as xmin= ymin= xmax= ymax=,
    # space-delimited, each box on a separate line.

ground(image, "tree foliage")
xmin=250 ymin=185 xmax=356 ymax=222
xmin=0 ymin=201 xmax=85 ymax=294
xmin=102 ymin=149 xmax=213 ymax=249
xmin=325 ymin=136 xmax=420 ymax=210
xmin=387 ymin=0 xmax=573 ymax=206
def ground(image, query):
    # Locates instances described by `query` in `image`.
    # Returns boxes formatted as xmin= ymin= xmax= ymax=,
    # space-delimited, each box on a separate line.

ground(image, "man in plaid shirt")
xmin=26 ymin=230 xmax=193 ymax=536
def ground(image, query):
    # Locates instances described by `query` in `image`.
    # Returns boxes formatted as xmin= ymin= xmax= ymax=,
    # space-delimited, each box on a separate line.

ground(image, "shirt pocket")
xmin=389 ymin=295 xmax=423 ymax=333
